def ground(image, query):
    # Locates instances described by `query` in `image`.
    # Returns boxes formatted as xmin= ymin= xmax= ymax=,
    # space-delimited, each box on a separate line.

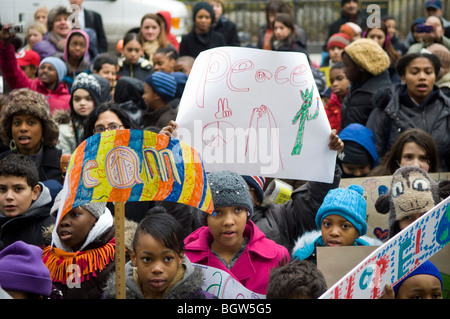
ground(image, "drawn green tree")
xmin=291 ymin=87 xmax=319 ymax=155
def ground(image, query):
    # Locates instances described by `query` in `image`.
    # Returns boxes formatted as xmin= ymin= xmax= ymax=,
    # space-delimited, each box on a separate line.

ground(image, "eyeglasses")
xmin=93 ymin=123 xmax=124 ymax=134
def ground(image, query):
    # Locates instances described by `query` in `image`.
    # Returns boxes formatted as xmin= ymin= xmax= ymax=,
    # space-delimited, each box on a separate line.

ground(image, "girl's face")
xmin=206 ymin=206 xmax=247 ymax=256
xmin=402 ymin=57 xmax=436 ymax=105
xmin=72 ymin=88 xmax=95 ymax=117
xmin=11 ymin=114 xmax=43 ymax=155
xmin=400 ymin=142 xmax=430 ymax=172
xmin=329 ymin=68 xmax=350 ymax=98
xmin=27 ymin=28 xmax=44 ymax=47
xmin=68 ymin=34 xmax=87 ymax=61
xmin=195 ymin=9 xmax=212 ymax=34
xmin=123 ymin=39 xmax=143 ymax=65
xmin=96 ymin=63 xmax=117 ymax=88
xmin=396 ymin=275 xmax=442 ymax=299
xmin=211 ymin=1 xmax=223 ymax=22
xmin=152 ymin=52 xmax=175 ymax=73
xmin=140 ymin=18 xmax=161 ymax=42
xmin=53 ymin=14 xmax=70 ymax=38
xmin=131 ymin=233 xmax=184 ymax=299
xmin=367 ymin=28 xmax=386 ymax=48
xmin=320 ymin=215 xmax=359 ymax=247
xmin=328 ymin=46 xmax=345 ymax=64
xmin=273 ymin=21 xmax=291 ymax=42
xmin=57 ymin=206 xmax=97 ymax=251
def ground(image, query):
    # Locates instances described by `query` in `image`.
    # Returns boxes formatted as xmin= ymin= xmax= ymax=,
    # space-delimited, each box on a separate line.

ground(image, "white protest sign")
xmin=176 ymin=47 xmax=335 ymax=183
xmin=319 ymin=195 xmax=450 ymax=299
xmin=193 ymin=263 xmax=265 ymax=299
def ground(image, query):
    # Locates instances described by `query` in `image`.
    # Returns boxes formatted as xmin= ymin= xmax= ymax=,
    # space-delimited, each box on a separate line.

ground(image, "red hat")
xmin=327 ymin=33 xmax=350 ymax=51
xmin=16 ymin=50 xmax=40 ymax=67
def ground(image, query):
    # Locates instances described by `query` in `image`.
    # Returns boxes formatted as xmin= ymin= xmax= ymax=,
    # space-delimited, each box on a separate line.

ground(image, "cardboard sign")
xmin=340 ymin=172 xmax=450 ymax=243
xmin=55 ymin=129 xmax=214 ymax=224
xmin=193 ymin=264 xmax=265 ymax=299
xmin=176 ymin=47 xmax=336 ymax=183
xmin=319 ymin=195 xmax=450 ymax=299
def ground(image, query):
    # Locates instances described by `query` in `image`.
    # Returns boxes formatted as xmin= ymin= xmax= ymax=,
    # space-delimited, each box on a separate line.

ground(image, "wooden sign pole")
xmin=114 ymin=202 xmax=126 ymax=299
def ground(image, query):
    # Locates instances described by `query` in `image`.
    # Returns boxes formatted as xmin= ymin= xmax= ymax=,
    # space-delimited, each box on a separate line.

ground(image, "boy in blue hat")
xmin=142 ymin=71 xmax=177 ymax=132
xmin=381 ymin=260 xmax=443 ymax=299
xmin=292 ymin=184 xmax=381 ymax=264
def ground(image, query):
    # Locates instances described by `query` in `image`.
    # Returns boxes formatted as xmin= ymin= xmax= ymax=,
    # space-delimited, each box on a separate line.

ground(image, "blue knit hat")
xmin=144 ymin=71 xmax=177 ymax=102
xmin=39 ymin=57 xmax=67 ymax=82
xmin=315 ymin=184 xmax=367 ymax=236
xmin=393 ymin=260 xmax=443 ymax=296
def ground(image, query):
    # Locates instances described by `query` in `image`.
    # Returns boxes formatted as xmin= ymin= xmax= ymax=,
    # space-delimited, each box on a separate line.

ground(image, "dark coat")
xmin=340 ymin=70 xmax=392 ymax=130
xmin=84 ymin=8 xmax=108 ymax=53
xmin=214 ymin=16 xmax=240 ymax=46
xmin=117 ymin=58 xmax=153 ymax=82
xmin=142 ymin=104 xmax=177 ymax=132
xmin=0 ymin=183 xmax=54 ymax=250
xmin=179 ymin=30 xmax=226 ymax=58
xmin=366 ymin=84 xmax=450 ymax=171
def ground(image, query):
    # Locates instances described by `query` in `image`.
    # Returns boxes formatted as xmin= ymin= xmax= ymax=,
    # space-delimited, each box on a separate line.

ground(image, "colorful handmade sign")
xmin=319 ymin=195 xmax=450 ymax=299
xmin=55 ymin=129 xmax=213 ymax=224
xmin=176 ymin=46 xmax=335 ymax=183
xmin=193 ymin=264 xmax=265 ymax=299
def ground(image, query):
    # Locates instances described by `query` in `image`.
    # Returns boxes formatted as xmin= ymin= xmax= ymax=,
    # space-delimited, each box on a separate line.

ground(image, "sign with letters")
xmin=176 ymin=46 xmax=335 ymax=183
xmin=319 ymin=195 xmax=450 ymax=299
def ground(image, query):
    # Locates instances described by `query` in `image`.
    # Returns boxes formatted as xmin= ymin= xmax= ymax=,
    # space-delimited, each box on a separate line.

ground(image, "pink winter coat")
xmin=0 ymin=40 xmax=70 ymax=114
xmin=184 ymin=220 xmax=290 ymax=295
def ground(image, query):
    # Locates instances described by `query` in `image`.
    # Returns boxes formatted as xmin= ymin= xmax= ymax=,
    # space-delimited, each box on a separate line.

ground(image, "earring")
xmin=9 ymin=139 xmax=16 ymax=151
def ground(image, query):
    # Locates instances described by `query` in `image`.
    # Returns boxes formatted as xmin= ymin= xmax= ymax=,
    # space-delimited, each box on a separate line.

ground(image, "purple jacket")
xmin=184 ymin=220 xmax=290 ymax=295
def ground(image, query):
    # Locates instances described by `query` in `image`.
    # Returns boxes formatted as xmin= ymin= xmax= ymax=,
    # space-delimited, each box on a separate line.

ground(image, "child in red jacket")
xmin=0 ymin=25 xmax=70 ymax=114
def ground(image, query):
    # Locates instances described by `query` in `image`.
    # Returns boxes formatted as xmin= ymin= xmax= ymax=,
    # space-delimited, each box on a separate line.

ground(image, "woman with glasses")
xmin=82 ymin=101 xmax=137 ymax=141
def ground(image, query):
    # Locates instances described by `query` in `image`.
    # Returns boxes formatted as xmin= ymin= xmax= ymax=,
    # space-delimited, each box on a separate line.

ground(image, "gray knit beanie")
xmin=200 ymin=170 xmax=253 ymax=225
xmin=51 ymin=190 xmax=107 ymax=219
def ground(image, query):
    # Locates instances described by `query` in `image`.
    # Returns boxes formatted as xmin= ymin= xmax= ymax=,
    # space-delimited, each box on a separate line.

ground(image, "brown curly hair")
xmin=0 ymin=88 xmax=60 ymax=148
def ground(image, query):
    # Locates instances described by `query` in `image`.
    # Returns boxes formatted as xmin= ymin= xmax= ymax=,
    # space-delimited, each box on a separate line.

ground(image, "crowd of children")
xmin=0 ymin=0 xmax=449 ymax=300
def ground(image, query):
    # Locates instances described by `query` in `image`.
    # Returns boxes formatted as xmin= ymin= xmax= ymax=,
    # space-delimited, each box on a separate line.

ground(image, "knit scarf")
xmin=42 ymin=237 xmax=115 ymax=284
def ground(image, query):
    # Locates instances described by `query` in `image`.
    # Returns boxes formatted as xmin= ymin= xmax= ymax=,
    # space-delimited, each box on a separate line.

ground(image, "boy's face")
xmin=328 ymin=46 xmax=345 ymax=64
xmin=57 ymin=206 xmax=97 ymax=251
xmin=0 ymin=176 xmax=40 ymax=218
xmin=142 ymin=83 xmax=159 ymax=109
xmin=130 ymin=233 xmax=183 ymax=299
xmin=330 ymin=68 xmax=350 ymax=98
xmin=95 ymin=63 xmax=117 ymax=88
xmin=206 ymin=206 xmax=247 ymax=254
xmin=152 ymin=53 xmax=175 ymax=73
xmin=320 ymin=214 xmax=359 ymax=247
xmin=396 ymin=274 xmax=442 ymax=299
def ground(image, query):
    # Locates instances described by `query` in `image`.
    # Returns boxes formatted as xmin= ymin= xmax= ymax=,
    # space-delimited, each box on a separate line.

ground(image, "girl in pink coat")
xmin=184 ymin=170 xmax=290 ymax=295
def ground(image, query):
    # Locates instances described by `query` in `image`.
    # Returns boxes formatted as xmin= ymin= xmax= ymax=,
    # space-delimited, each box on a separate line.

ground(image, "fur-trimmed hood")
xmin=292 ymin=229 xmax=383 ymax=261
